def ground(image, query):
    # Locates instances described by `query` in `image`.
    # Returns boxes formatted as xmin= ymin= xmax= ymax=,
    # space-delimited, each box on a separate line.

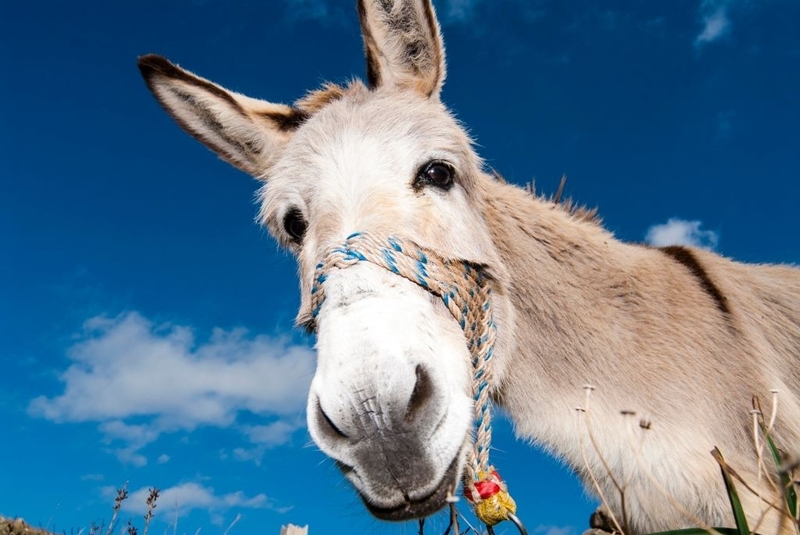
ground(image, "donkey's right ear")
xmin=138 ymin=54 xmax=307 ymax=178
xmin=358 ymin=0 xmax=445 ymax=98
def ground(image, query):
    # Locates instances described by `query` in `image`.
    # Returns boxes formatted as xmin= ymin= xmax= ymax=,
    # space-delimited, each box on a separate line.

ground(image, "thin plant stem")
xmin=576 ymin=409 xmax=625 ymax=533
xmin=106 ymin=484 xmax=129 ymax=535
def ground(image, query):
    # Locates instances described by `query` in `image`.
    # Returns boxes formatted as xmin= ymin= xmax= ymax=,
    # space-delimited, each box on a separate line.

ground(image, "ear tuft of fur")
xmin=295 ymin=83 xmax=348 ymax=114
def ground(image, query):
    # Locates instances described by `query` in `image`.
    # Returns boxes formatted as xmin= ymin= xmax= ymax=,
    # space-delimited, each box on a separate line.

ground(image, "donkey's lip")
xmin=359 ymin=456 xmax=460 ymax=521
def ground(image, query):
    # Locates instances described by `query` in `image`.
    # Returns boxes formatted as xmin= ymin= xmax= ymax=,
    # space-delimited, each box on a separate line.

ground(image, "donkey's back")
xmin=589 ymin=241 xmax=800 ymax=533
xmin=707 ymin=250 xmax=800 ymax=401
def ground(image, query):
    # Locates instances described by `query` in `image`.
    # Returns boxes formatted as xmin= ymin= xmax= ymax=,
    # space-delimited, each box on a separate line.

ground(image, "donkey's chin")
xmin=358 ymin=455 xmax=462 ymax=521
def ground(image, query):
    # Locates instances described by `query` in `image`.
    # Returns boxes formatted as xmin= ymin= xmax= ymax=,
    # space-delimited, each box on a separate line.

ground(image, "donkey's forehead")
xmin=270 ymin=88 xmax=475 ymax=187
xmin=256 ymin=87 xmax=487 ymax=259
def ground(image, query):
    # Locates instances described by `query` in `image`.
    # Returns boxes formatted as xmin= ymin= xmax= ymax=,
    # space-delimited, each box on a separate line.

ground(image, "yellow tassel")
xmin=474 ymin=488 xmax=516 ymax=526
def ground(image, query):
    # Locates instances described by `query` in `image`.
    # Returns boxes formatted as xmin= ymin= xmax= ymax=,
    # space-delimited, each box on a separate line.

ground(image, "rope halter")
xmin=307 ymin=232 xmax=522 ymax=529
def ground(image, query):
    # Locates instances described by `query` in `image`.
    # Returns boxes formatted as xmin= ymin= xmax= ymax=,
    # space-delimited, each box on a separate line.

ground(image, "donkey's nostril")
xmin=405 ymin=365 xmax=434 ymax=422
xmin=316 ymin=398 xmax=348 ymax=440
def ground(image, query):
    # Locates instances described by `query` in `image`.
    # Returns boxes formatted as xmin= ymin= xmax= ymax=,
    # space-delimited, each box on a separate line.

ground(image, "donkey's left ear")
xmin=138 ymin=54 xmax=306 ymax=178
xmin=358 ymin=0 xmax=446 ymax=99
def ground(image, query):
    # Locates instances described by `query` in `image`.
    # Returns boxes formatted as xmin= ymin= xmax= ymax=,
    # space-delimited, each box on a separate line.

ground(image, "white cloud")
xmin=231 ymin=419 xmax=305 ymax=465
xmin=283 ymin=0 xmax=350 ymax=27
xmin=231 ymin=447 xmax=263 ymax=464
xmin=241 ymin=420 xmax=301 ymax=446
xmin=441 ymin=0 xmax=546 ymax=24
xmin=29 ymin=312 xmax=315 ymax=465
xmin=645 ymin=218 xmax=719 ymax=249
xmin=288 ymin=0 xmax=330 ymax=21
xmin=445 ymin=0 xmax=480 ymax=22
xmin=695 ymin=1 xmax=732 ymax=47
xmin=157 ymin=454 xmax=170 ymax=464
xmin=534 ymin=525 xmax=574 ymax=535
xmin=112 ymin=483 xmax=284 ymax=518
xmin=96 ymin=420 xmax=162 ymax=466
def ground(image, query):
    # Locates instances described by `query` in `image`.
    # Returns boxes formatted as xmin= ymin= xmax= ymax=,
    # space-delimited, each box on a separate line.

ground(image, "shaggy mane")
xmin=493 ymin=171 xmax=601 ymax=225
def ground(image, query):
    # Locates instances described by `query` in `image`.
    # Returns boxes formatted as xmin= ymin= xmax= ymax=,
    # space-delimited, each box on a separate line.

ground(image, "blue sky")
xmin=2 ymin=0 xmax=799 ymax=534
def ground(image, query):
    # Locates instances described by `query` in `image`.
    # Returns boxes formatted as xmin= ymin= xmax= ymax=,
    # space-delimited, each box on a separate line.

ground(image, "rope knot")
xmin=466 ymin=469 xmax=517 ymax=526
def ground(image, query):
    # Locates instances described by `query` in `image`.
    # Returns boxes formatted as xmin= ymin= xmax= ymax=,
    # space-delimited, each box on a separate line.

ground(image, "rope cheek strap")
xmin=307 ymin=233 xmax=525 ymax=531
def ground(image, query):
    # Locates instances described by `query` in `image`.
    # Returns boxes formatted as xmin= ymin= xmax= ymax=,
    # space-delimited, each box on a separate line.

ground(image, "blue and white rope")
xmin=307 ymin=232 xmax=498 ymax=492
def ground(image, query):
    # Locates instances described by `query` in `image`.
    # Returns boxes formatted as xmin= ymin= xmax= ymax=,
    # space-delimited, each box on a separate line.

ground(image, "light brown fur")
xmin=479 ymin=179 xmax=800 ymax=532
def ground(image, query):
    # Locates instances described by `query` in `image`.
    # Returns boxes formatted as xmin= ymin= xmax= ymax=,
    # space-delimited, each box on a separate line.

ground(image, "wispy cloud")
xmin=645 ymin=218 xmax=719 ymax=249
xmin=242 ymin=420 xmax=302 ymax=447
xmin=29 ymin=312 xmax=315 ymax=465
xmin=533 ymin=525 xmax=575 ymax=535
xmin=98 ymin=421 xmax=161 ymax=467
xmin=716 ymin=109 xmax=736 ymax=140
xmin=436 ymin=0 xmax=546 ymax=25
xmin=232 ymin=419 xmax=306 ymax=465
xmin=107 ymin=482 xmax=288 ymax=518
xmin=444 ymin=0 xmax=481 ymax=22
xmin=283 ymin=0 xmax=351 ymax=27
xmin=695 ymin=0 xmax=732 ymax=47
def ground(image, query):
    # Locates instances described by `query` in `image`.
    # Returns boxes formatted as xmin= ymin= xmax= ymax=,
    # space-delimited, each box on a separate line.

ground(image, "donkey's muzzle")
xmin=359 ymin=455 xmax=461 ymax=521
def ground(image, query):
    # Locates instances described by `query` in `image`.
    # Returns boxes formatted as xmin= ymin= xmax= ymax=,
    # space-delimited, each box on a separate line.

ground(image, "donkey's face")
xmin=139 ymin=0 xmax=510 ymax=520
xmin=264 ymin=87 xmax=504 ymax=519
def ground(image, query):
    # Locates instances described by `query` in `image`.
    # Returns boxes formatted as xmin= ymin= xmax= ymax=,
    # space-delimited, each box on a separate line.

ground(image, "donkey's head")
xmin=139 ymin=0 xmax=513 ymax=520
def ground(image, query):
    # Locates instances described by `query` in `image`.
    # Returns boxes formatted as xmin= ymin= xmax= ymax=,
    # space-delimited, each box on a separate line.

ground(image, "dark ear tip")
xmin=137 ymin=54 xmax=175 ymax=79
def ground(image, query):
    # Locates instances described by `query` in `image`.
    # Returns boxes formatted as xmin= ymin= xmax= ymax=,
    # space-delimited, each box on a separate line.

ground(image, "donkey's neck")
xmin=480 ymin=178 xmax=677 ymax=451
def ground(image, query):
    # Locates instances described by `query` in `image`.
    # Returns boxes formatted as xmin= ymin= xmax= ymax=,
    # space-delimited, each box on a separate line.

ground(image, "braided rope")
xmin=308 ymin=233 xmax=516 ymax=526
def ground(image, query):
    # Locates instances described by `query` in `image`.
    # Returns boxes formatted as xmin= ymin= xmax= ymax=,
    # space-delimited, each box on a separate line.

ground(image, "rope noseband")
xmin=308 ymin=233 xmax=523 ymax=530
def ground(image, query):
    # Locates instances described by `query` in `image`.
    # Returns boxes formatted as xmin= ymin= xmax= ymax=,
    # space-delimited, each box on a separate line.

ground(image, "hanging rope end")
xmin=464 ymin=469 xmax=518 ymax=527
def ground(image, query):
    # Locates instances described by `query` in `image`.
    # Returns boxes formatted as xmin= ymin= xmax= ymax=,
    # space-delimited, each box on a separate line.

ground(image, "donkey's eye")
xmin=417 ymin=161 xmax=454 ymax=190
xmin=283 ymin=208 xmax=307 ymax=243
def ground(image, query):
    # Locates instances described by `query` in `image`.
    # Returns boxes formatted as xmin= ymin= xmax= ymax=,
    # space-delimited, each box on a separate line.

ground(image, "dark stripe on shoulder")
xmin=660 ymin=246 xmax=730 ymax=315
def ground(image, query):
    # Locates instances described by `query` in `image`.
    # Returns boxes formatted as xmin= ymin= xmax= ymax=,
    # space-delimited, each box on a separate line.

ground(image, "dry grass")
xmin=0 ymin=517 xmax=56 ymax=535
xmin=0 ymin=487 xmax=160 ymax=535
xmin=575 ymin=388 xmax=799 ymax=535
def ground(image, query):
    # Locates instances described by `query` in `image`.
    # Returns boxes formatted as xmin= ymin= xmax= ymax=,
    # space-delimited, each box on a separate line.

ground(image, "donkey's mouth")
xmin=359 ymin=456 xmax=461 ymax=521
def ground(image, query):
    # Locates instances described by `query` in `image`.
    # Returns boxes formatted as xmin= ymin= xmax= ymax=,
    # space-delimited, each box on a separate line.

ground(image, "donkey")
xmin=138 ymin=0 xmax=800 ymax=533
